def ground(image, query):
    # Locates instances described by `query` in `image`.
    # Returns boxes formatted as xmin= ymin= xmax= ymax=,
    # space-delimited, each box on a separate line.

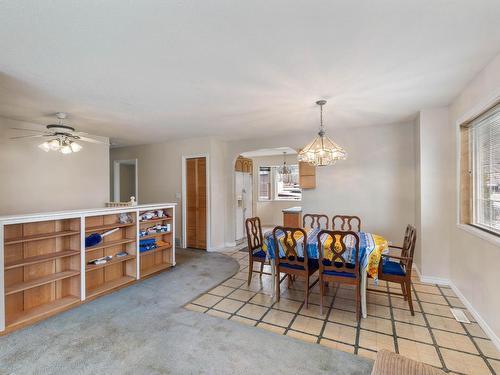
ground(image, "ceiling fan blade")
xmin=78 ymin=136 xmax=109 ymax=145
xmin=72 ymin=131 xmax=89 ymax=135
xmin=9 ymin=134 xmax=47 ymax=140
xmin=9 ymin=127 xmax=48 ymax=134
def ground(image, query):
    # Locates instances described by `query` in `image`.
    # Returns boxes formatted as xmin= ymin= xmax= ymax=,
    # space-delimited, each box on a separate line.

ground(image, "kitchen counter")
xmin=282 ymin=207 xmax=302 ymax=227
xmin=282 ymin=206 xmax=302 ymax=213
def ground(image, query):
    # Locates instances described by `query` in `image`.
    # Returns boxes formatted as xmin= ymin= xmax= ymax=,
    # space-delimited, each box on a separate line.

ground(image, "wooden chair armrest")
xmin=388 ymin=245 xmax=404 ymax=250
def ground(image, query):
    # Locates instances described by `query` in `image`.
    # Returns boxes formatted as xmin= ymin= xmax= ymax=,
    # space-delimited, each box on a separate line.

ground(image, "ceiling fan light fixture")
xmin=48 ymin=139 xmax=61 ymax=151
xmin=298 ymin=100 xmax=347 ymax=167
xmin=60 ymin=144 xmax=72 ymax=154
xmin=38 ymin=142 xmax=51 ymax=152
xmin=10 ymin=112 xmax=106 ymax=154
xmin=70 ymin=142 xmax=82 ymax=152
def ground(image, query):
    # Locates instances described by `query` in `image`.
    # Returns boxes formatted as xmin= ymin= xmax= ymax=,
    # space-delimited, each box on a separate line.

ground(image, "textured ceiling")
xmin=1 ymin=0 xmax=500 ymax=145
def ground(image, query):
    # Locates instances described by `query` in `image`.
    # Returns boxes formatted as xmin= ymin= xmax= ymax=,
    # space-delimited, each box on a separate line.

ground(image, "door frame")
xmin=113 ymin=159 xmax=139 ymax=202
xmin=181 ymin=154 xmax=211 ymax=250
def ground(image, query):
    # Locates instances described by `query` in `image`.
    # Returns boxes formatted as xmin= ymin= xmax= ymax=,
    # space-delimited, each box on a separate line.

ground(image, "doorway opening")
xmin=113 ymin=159 xmax=138 ymax=202
xmin=235 ymin=147 xmax=300 ymax=242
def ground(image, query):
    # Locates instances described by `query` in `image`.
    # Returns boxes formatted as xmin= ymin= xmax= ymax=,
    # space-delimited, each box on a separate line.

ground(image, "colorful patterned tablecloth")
xmin=262 ymin=228 xmax=388 ymax=280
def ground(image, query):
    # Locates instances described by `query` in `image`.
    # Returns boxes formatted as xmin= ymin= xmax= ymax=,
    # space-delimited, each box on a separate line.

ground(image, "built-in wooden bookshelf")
xmin=0 ymin=203 xmax=176 ymax=334
xmin=3 ymin=218 xmax=81 ymax=331
xmin=85 ymin=212 xmax=137 ymax=299
xmin=139 ymin=208 xmax=174 ymax=277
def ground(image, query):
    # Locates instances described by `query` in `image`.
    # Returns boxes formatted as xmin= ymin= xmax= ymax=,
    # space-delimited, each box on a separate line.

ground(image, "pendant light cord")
xmin=318 ymin=102 xmax=325 ymax=137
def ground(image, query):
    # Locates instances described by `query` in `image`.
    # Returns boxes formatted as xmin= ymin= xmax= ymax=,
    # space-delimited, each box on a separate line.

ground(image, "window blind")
xmin=471 ymin=103 xmax=500 ymax=234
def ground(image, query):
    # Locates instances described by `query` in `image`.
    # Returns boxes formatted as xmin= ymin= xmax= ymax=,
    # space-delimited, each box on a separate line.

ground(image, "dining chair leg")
xmin=287 ymin=274 xmax=292 ymax=288
xmin=276 ymin=268 xmax=281 ymax=302
xmin=305 ymin=274 xmax=310 ymax=309
xmin=401 ymin=282 xmax=407 ymax=301
xmin=319 ymin=276 xmax=324 ymax=316
xmin=247 ymin=258 xmax=253 ymax=285
xmin=356 ymin=283 xmax=361 ymax=322
xmin=405 ymin=280 xmax=414 ymax=316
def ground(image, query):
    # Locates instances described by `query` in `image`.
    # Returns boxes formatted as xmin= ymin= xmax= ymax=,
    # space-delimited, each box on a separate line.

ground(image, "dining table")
xmin=261 ymin=227 xmax=388 ymax=318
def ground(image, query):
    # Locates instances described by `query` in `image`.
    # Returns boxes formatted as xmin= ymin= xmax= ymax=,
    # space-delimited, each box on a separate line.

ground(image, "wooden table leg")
xmin=361 ymin=271 xmax=367 ymax=318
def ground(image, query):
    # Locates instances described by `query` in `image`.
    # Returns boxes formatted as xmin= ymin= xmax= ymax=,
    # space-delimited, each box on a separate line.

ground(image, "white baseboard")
xmin=412 ymin=264 xmax=450 ymax=285
xmin=448 ymin=281 xmax=500 ymax=351
xmin=412 ymin=265 xmax=500 ymax=351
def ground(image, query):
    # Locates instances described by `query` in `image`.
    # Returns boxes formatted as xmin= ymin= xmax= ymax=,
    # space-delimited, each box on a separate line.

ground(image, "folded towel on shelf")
xmin=140 ymin=238 xmax=157 ymax=252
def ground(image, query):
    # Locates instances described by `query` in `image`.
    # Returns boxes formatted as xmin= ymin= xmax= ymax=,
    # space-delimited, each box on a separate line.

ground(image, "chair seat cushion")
xmin=322 ymin=260 xmax=357 ymax=278
xmin=279 ymin=258 xmax=319 ymax=271
xmin=252 ymin=248 xmax=266 ymax=258
xmin=382 ymin=260 xmax=406 ymax=276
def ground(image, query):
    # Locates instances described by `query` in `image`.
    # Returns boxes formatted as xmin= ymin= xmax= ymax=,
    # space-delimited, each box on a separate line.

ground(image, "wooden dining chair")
xmin=332 ymin=215 xmax=362 ymax=232
xmin=317 ymin=230 xmax=361 ymax=318
xmin=368 ymin=224 xmax=417 ymax=315
xmin=245 ymin=217 xmax=272 ymax=285
xmin=303 ymin=214 xmax=329 ymax=230
xmin=273 ymin=226 xmax=319 ymax=308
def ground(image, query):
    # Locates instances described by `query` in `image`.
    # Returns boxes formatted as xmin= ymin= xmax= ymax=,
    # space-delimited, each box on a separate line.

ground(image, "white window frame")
xmin=469 ymin=103 xmax=500 ymax=236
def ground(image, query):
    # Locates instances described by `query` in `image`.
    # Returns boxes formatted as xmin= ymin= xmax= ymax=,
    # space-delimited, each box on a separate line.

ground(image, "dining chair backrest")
xmin=317 ymin=230 xmax=360 ymax=279
xmin=332 ymin=215 xmax=362 ymax=232
xmin=245 ymin=217 xmax=264 ymax=255
xmin=400 ymin=225 xmax=417 ymax=271
xmin=273 ymin=226 xmax=308 ymax=268
xmin=303 ymin=214 xmax=329 ymax=230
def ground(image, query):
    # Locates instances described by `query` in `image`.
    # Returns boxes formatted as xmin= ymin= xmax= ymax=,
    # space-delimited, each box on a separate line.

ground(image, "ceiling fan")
xmin=9 ymin=112 xmax=108 ymax=154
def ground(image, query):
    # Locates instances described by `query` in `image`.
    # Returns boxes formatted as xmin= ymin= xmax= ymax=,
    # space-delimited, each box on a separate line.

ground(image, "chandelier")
xmin=278 ymin=151 xmax=292 ymax=183
xmin=298 ymin=100 xmax=347 ymax=166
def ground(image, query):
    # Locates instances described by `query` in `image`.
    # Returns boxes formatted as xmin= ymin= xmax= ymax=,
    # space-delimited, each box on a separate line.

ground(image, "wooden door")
xmin=186 ymin=157 xmax=207 ymax=249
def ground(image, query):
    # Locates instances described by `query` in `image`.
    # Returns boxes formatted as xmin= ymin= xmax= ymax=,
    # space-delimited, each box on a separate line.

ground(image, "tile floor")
xmin=185 ymin=250 xmax=500 ymax=375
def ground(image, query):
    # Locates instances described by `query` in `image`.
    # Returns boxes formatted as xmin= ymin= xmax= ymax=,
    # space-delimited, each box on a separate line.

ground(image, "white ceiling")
xmin=242 ymin=147 xmax=297 ymax=158
xmin=1 ymin=1 xmax=500 ymax=146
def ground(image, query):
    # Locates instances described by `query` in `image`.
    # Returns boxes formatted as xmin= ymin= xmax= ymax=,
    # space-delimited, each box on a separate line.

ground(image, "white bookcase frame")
xmin=0 ymin=203 xmax=176 ymax=333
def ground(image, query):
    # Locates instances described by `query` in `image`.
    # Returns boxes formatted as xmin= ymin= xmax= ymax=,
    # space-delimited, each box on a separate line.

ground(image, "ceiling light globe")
xmin=60 ymin=145 xmax=72 ymax=154
xmin=38 ymin=142 xmax=51 ymax=152
xmin=70 ymin=142 xmax=82 ymax=152
xmin=49 ymin=139 xmax=61 ymax=150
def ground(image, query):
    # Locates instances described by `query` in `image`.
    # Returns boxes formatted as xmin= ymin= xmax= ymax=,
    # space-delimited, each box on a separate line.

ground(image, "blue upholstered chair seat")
xmin=279 ymin=258 xmax=319 ymax=271
xmin=382 ymin=260 xmax=406 ymax=276
xmin=321 ymin=260 xmax=356 ymax=278
xmin=252 ymin=248 xmax=266 ymax=258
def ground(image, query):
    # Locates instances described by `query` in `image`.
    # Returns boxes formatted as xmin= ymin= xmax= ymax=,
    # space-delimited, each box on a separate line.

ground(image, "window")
xmin=258 ymin=165 xmax=302 ymax=201
xmin=275 ymin=165 xmax=301 ymax=201
xmin=258 ymin=167 xmax=271 ymax=200
xmin=462 ymin=103 xmax=500 ymax=235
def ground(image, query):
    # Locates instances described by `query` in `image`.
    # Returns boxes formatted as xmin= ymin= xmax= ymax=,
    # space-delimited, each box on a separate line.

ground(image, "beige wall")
xmin=447 ymin=52 xmax=500 ymax=341
xmin=413 ymin=51 xmax=500 ymax=344
xmin=0 ymin=118 xmax=109 ymax=215
xmin=225 ymin=122 xmax=416 ymax=245
xmin=119 ymin=164 xmax=136 ymax=201
xmin=110 ymin=137 xmax=227 ymax=250
xmin=413 ymin=115 xmax=422 ymax=271
xmin=415 ymin=108 xmax=453 ymax=280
